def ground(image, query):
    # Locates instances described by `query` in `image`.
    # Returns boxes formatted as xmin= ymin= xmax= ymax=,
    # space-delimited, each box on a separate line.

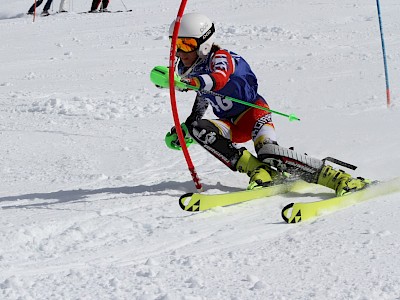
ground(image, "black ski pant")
xmin=28 ymin=0 xmax=54 ymax=13
xmin=187 ymin=119 xmax=324 ymax=183
xmin=91 ymin=0 xmax=110 ymax=11
xmin=187 ymin=119 xmax=242 ymax=171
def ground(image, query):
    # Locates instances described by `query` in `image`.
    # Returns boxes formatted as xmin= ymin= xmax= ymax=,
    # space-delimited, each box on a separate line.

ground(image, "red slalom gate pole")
xmin=169 ymin=0 xmax=203 ymax=192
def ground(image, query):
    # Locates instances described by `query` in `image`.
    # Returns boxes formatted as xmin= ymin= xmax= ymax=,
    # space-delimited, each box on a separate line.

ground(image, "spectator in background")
xmin=59 ymin=0 xmax=69 ymax=13
xmin=89 ymin=0 xmax=110 ymax=13
xmin=27 ymin=0 xmax=54 ymax=16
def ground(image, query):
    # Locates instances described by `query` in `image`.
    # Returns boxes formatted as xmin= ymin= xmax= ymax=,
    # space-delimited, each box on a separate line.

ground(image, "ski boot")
xmin=236 ymin=150 xmax=274 ymax=190
xmin=317 ymin=165 xmax=371 ymax=196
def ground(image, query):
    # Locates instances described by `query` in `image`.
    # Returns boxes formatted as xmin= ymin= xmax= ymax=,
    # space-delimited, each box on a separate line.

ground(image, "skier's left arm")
xmin=183 ymin=50 xmax=235 ymax=91
xmin=185 ymin=94 xmax=209 ymax=125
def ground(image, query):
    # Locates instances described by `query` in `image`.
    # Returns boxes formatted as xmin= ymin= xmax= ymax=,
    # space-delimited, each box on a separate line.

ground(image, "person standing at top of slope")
xmin=89 ymin=0 xmax=110 ymax=13
xmin=59 ymin=0 xmax=69 ymax=13
xmin=162 ymin=13 xmax=370 ymax=196
xmin=27 ymin=0 xmax=53 ymax=16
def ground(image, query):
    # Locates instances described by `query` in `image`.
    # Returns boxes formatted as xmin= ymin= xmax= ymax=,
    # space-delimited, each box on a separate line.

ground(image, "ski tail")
xmin=281 ymin=203 xmax=296 ymax=223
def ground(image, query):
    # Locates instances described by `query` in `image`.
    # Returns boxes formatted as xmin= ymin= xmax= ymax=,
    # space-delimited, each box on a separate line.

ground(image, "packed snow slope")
xmin=1 ymin=0 xmax=400 ymax=299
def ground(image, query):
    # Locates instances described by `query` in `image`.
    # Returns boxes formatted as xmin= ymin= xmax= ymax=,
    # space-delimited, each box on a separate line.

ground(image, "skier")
xmin=163 ymin=13 xmax=370 ymax=196
xmin=27 ymin=0 xmax=53 ymax=16
xmin=59 ymin=0 xmax=69 ymax=13
xmin=89 ymin=0 xmax=110 ymax=13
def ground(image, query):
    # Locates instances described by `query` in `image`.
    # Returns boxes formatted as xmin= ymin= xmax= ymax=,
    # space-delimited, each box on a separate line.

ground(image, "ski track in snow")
xmin=1 ymin=0 xmax=400 ymax=299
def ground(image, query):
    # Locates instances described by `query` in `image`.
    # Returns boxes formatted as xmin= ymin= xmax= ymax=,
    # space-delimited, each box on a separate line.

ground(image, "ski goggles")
xmin=170 ymin=23 xmax=215 ymax=53
xmin=173 ymin=37 xmax=199 ymax=53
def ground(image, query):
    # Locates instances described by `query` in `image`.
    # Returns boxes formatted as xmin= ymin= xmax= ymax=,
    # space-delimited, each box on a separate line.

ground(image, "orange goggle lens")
xmin=175 ymin=37 xmax=199 ymax=53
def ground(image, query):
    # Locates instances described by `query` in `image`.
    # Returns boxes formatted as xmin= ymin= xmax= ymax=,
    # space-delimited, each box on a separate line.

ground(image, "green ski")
xmin=282 ymin=176 xmax=400 ymax=223
xmin=179 ymin=180 xmax=309 ymax=211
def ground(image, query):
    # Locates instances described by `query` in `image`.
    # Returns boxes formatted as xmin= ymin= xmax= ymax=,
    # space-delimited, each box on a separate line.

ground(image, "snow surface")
xmin=1 ymin=0 xmax=400 ymax=299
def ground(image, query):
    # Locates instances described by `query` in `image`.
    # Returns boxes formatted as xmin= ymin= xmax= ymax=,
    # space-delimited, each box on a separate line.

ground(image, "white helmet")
xmin=169 ymin=13 xmax=215 ymax=58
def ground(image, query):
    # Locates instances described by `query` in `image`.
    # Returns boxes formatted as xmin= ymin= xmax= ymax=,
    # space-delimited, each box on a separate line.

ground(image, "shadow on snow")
xmin=0 ymin=181 xmax=243 ymax=209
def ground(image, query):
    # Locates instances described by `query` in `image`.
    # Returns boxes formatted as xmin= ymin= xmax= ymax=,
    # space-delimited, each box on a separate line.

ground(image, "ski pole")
xmin=119 ymin=0 xmax=128 ymax=11
xmin=150 ymin=66 xmax=300 ymax=122
xmin=376 ymin=0 xmax=391 ymax=108
xmin=190 ymin=85 xmax=300 ymax=122
xmin=33 ymin=0 xmax=37 ymax=22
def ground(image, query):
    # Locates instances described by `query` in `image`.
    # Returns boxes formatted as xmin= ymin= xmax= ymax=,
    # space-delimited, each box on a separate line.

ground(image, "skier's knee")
xmin=187 ymin=119 xmax=220 ymax=144
xmin=258 ymin=143 xmax=324 ymax=182
xmin=187 ymin=119 xmax=218 ymax=134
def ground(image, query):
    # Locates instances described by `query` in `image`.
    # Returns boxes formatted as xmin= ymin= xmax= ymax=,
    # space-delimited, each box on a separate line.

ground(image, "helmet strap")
xmin=179 ymin=56 xmax=205 ymax=78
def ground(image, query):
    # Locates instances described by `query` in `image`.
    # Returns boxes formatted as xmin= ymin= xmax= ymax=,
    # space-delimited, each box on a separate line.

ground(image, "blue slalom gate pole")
xmin=376 ymin=0 xmax=391 ymax=107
